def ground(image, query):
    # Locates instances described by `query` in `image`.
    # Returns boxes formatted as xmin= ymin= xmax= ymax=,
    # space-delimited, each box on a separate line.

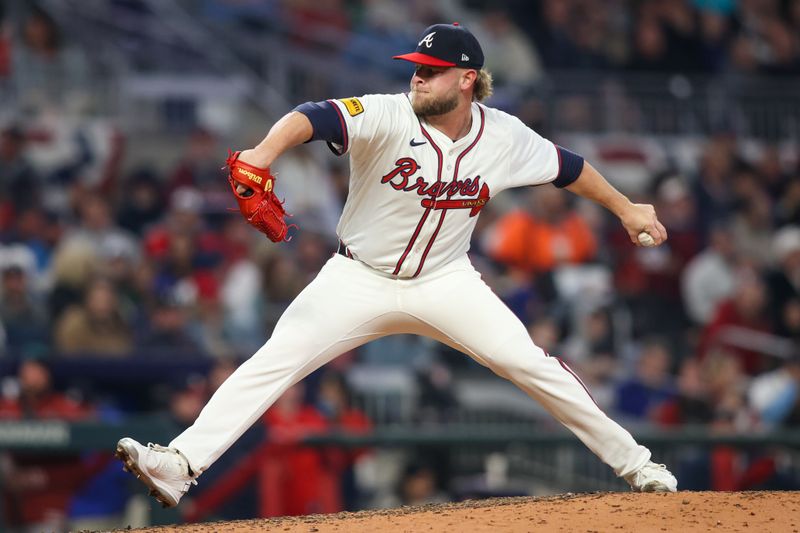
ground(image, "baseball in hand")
xmin=637 ymin=231 xmax=656 ymax=247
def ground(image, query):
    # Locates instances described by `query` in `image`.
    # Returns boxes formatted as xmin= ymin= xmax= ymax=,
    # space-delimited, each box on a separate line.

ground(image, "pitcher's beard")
xmin=411 ymin=90 xmax=459 ymax=117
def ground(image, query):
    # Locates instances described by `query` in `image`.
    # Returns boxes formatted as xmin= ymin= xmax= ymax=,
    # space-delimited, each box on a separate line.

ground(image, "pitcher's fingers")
xmin=655 ymin=220 xmax=668 ymax=242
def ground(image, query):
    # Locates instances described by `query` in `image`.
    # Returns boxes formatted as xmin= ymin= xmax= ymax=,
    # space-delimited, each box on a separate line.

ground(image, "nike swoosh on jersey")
xmin=410 ymin=139 xmax=427 ymax=147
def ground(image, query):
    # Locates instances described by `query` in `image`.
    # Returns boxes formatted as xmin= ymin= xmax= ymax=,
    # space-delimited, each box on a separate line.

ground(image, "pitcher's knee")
xmin=249 ymin=337 xmax=318 ymax=369
xmin=486 ymin=342 xmax=551 ymax=377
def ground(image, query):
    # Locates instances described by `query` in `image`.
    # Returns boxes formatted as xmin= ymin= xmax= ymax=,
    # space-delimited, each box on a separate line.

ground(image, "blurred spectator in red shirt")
xmin=316 ymin=370 xmax=370 ymax=434
xmin=144 ymin=186 xmax=222 ymax=261
xmin=698 ymin=267 xmax=773 ymax=375
xmin=614 ymin=177 xmax=700 ymax=297
xmin=654 ymin=357 xmax=714 ymax=427
xmin=153 ymin=231 xmax=218 ymax=301
xmin=0 ymin=359 xmax=96 ymax=531
xmin=0 ymin=359 xmax=88 ymax=420
xmin=143 ymin=187 xmax=223 ymax=335
xmin=262 ymin=383 xmax=335 ymax=516
xmin=144 ymin=188 xmax=224 ymax=314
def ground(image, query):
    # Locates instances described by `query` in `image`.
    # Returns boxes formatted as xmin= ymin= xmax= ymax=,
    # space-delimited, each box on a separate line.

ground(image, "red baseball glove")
xmin=225 ymin=151 xmax=293 ymax=242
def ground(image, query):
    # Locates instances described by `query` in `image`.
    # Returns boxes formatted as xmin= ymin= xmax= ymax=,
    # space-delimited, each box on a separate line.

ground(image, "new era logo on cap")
xmin=393 ymin=23 xmax=484 ymax=69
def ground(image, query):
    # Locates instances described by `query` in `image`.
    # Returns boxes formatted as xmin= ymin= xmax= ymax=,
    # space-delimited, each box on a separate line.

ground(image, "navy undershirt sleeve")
xmin=552 ymin=145 xmax=585 ymax=188
xmin=292 ymin=101 xmax=344 ymax=146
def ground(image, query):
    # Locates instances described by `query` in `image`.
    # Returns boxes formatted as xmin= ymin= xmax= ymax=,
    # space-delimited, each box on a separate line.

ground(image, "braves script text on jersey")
xmin=168 ymin=93 xmax=653 ymax=479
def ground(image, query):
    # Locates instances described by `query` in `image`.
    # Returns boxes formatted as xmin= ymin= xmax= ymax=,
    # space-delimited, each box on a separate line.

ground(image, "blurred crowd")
xmin=1 ymin=0 xmax=800 ymax=530
xmin=201 ymin=0 xmax=800 ymax=80
xmin=4 ymin=0 xmax=799 ymax=113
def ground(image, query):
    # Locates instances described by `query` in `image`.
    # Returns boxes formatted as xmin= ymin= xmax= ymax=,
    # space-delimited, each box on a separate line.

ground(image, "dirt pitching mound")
xmin=133 ymin=491 xmax=798 ymax=532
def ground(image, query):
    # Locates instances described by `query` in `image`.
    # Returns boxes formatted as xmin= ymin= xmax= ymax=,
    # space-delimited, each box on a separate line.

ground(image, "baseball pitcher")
xmin=117 ymin=23 xmax=676 ymax=508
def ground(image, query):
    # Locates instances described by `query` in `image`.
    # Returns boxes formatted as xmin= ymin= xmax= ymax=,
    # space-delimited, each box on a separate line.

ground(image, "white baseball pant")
xmin=170 ymin=253 xmax=651 ymax=477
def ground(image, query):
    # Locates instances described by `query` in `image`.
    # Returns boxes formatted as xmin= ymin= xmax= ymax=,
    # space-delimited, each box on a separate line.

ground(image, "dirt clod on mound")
xmin=128 ymin=491 xmax=799 ymax=533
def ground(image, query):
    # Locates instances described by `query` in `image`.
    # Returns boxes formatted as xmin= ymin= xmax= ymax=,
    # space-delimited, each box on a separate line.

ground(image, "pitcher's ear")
xmin=462 ymin=69 xmax=478 ymax=90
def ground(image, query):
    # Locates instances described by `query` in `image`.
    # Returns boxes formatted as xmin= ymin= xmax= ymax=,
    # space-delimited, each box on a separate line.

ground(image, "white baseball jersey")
xmin=328 ymin=94 xmax=560 ymax=278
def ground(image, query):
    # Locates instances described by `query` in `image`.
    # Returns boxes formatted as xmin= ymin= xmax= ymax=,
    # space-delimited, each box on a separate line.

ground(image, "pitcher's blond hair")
xmin=473 ymin=69 xmax=493 ymax=102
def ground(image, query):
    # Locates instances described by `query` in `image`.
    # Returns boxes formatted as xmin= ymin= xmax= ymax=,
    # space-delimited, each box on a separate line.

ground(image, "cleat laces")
xmin=146 ymin=442 xmax=198 ymax=492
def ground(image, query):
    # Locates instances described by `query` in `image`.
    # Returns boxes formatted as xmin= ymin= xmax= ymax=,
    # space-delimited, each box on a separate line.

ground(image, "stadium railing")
xmin=2 ymin=417 xmax=799 ymax=525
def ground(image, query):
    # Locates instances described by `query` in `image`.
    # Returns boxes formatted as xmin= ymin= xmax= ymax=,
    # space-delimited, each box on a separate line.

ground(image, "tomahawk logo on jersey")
xmin=295 ymin=93 xmax=581 ymax=278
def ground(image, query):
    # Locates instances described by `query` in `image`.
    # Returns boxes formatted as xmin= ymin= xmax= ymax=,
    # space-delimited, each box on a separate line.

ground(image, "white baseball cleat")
xmin=624 ymin=461 xmax=678 ymax=493
xmin=116 ymin=437 xmax=197 ymax=508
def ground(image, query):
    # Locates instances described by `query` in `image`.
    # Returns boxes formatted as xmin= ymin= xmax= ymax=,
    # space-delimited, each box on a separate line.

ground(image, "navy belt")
xmin=336 ymin=243 xmax=412 ymax=280
xmin=336 ymin=241 xmax=353 ymax=259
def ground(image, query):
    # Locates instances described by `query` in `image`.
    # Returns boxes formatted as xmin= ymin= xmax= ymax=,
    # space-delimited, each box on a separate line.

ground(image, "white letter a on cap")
xmin=419 ymin=32 xmax=436 ymax=48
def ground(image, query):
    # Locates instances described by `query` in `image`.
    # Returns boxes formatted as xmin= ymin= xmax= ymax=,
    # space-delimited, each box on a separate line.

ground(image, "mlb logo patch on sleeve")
xmin=340 ymin=97 xmax=364 ymax=117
